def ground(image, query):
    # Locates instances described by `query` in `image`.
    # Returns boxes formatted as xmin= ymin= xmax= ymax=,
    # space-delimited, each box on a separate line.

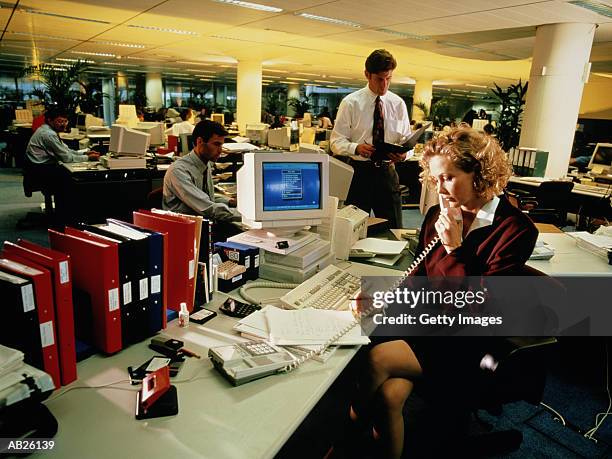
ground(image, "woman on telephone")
xmin=350 ymin=126 xmax=538 ymax=458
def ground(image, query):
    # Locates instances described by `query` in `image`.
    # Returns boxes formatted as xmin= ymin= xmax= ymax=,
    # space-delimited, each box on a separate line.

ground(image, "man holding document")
xmin=331 ymin=49 xmax=420 ymax=229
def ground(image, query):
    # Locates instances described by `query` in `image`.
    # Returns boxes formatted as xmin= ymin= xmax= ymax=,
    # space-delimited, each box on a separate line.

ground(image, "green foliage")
xmin=21 ymin=61 xmax=91 ymax=114
xmin=77 ymin=80 xmax=107 ymax=115
xmin=414 ymin=101 xmax=429 ymax=119
xmin=490 ymin=79 xmax=528 ymax=151
xmin=287 ymin=88 xmax=310 ymax=117
xmin=264 ymin=87 xmax=287 ymax=116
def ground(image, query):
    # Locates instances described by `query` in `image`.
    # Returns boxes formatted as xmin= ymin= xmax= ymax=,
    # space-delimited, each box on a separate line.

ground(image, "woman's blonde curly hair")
xmin=420 ymin=125 xmax=512 ymax=199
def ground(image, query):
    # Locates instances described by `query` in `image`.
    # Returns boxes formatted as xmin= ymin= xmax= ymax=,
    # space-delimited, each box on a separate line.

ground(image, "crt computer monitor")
xmin=588 ymin=143 xmax=612 ymax=174
xmin=135 ymin=122 xmax=165 ymax=146
xmin=179 ymin=133 xmax=193 ymax=155
xmin=211 ymin=113 xmax=225 ymax=125
xmin=237 ymin=152 xmax=329 ymax=235
xmin=109 ymin=124 xmax=150 ymax=156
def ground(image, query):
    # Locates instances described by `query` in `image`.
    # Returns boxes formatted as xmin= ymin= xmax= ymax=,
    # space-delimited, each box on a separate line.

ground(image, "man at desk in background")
xmin=163 ymin=120 xmax=242 ymax=242
xmin=330 ymin=49 xmax=411 ymax=229
xmin=24 ymin=107 xmax=100 ymax=192
xmin=26 ymin=107 xmax=100 ymax=165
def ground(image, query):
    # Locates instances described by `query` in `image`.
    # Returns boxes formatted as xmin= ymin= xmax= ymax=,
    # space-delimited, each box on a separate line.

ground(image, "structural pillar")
xmin=116 ymin=71 xmax=128 ymax=104
xmin=146 ymin=72 xmax=163 ymax=109
xmin=412 ymin=80 xmax=432 ymax=122
xmin=102 ymin=77 xmax=116 ymax=126
xmin=236 ymin=60 xmax=262 ymax=133
xmin=287 ymin=83 xmax=300 ymax=118
xmin=519 ymin=23 xmax=596 ymax=178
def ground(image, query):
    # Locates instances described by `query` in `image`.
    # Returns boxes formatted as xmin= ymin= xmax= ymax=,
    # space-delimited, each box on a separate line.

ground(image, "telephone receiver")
xmin=439 ymin=194 xmax=463 ymax=226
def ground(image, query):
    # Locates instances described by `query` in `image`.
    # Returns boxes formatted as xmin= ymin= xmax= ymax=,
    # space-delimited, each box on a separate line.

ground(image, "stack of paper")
xmin=233 ymin=305 xmax=369 ymax=346
xmin=222 ymin=143 xmax=259 ymax=153
xmin=568 ymin=232 xmax=612 ymax=261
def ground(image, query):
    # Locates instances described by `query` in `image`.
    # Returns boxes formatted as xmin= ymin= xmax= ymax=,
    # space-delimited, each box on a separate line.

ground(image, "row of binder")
xmin=507 ymin=147 xmax=549 ymax=177
xmin=0 ymin=240 xmax=76 ymax=389
xmin=0 ymin=210 xmax=211 ymax=388
xmin=48 ymin=218 xmax=169 ymax=354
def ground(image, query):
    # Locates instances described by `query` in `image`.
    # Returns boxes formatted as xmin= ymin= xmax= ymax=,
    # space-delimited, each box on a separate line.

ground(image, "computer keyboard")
xmin=280 ymin=265 xmax=361 ymax=311
xmin=573 ymin=183 xmax=610 ymax=195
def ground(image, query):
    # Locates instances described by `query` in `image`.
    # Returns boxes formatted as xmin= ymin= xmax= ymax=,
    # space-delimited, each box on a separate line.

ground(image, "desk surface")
xmin=508 ymin=176 xmax=611 ymax=198
xmin=527 ymin=232 xmax=612 ymax=276
xmin=39 ymin=262 xmax=400 ymax=459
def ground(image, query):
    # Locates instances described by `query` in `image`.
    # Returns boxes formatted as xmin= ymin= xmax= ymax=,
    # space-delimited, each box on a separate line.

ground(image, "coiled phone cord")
xmin=281 ymin=236 xmax=441 ymax=372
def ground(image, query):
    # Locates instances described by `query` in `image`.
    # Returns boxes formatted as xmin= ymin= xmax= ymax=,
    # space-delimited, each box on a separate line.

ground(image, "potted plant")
xmin=490 ymin=80 xmax=528 ymax=151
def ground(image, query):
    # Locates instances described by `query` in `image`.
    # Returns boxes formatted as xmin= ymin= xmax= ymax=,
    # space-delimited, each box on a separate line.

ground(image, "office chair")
xmin=409 ymin=266 xmax=559 ymax=456
xmin=21 ymin=159 xmax=57 ymax=217
xmin=507 ymin=181 xmax=574 ymax=227
xmin=146 ymin=187 xmax=163 ymax=210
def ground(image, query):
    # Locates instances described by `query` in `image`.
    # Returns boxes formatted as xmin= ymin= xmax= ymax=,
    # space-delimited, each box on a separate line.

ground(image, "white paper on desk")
xmin=371 ymin=252 xmax=403 ymax=266
xmin=232 ymin=136 xmax=250 ymax=143
xmin=352 ymin=238 xmax=407 ymax=255
xmin=233 ymin=306 xmax=271 ymax=337
xmin=265 ymin=306 xmax=369 ymax=346
xmin=567 ymin=232 xmax=612 ymax=248
xmin=222 ymin=142 xmax=259 ymax=152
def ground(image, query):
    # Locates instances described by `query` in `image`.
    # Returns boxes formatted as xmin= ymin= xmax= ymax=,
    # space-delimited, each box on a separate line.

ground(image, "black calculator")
xmin=219 ymin=298 xmax=261 ymax=318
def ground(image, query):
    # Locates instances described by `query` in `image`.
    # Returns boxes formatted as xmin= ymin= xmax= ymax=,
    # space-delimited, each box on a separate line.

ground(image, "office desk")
xmin=38 ymin=262 xmax=400 ymax=459
xmin=507 ymin=177 xmax=612 ymax=226
xmin=527 ymin=232 xmax=612 ymax=276
xmin=55 ymin=163 xmax=165 ymax=224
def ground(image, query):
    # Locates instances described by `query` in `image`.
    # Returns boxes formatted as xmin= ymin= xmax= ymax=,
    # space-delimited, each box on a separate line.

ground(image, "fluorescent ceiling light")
xmin=8 ymin=31 xmax=78 ymax=41
xmin=57 ymin=58 xmax=94 ymax=63
xmin=568 ymin=0 xmax=612 ymax=18
xmin=212 ymin=0 xmax=282 ymax=13
xmin=286 ymin=77 xmax=308 ymax=81
xmin=191 ymin=70 xmax=216 ymax=74
xmin=314 ymin=79 xmax=334 ymax=83
xmin=165 ymin=72 xmax=189 ymax=76
xmin=466 ymin=83 xmax=489 ymax=88
xmin=264 ymin=69 xmax=288 ymax=73
xmin=178 ymin=61 xmax=214 ymax=66
xmin=71 ymin=51 xmax=115 ymax=57
xmin=592 ymin=72 xmax=612 ymax=79
xmin=375 ymin=28 xmax=430 ymax=40
xmin=127 ymin=25 xmax=199 ymax=36
xmin=262 ymin=75 xmax=281 ymax=79
xmin=15 ymin=6 xmax=110 ymax=24
xmin=295 ymin=13 xmax=361 ymax=28
xmin=279 ymin=81 xmax=293 ymax=84
xmin=102 ymin=62 xmax=138 ymax=67
xmin=93 ymin=41 xmax=146 ymax=49
xmin=296 ymin=72 xmax=319 ymax=76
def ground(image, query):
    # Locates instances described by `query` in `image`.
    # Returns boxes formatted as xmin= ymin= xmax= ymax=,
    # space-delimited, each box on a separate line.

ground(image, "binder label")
xmin=21 ymin=284 xmax=35 ymax=312
xmin=244 ymin=256 xmax=250 ymax=269
xmin=59 ymin=260 xmax=70 ymax=284
xmin=139 ymin=278 xmax=148 ymax=300
xmin=254 ymin=254 xmax=260 ymax=268
xmin=123 ymin=282 xmax=132 ymax=305
xmin=39 ymin=321 xmax=55 ymax=348
xmin=189 ymin=259 xmax=195 ymax=280
xmin=151 ymin=275 xmax=161 ymax=294
xmin=108 ymin=288 xmax=119 ymax=312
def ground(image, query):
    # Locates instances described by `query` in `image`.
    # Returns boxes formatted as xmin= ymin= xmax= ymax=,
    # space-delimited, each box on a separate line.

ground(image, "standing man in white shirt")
xmin=330 ymin=49 xmax=411 ymax=228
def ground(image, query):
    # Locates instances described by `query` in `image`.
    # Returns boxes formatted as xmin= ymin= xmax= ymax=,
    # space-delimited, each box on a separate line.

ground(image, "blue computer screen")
xmin=262 ymin=162 xmax=321 ymax=211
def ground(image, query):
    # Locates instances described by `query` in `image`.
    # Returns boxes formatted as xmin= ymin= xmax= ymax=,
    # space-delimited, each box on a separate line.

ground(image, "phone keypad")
xmin=240 ymin=342 xmax=277 ymax=356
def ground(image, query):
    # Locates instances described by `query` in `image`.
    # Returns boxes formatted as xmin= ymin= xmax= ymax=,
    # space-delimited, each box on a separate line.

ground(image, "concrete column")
xmin=519 ymin=23 xmax=596 ymax=178
xmin=236 ymin=60 xmax=262 ymax=133
xmin=146 ymin=72 xmax=163 ymax=109
xmin=287 ymin=83 xmax=300 ymax=117
xmin=412 ymin=80 xmax=432 ymax=122
xmin=116 ymin=71 xmax=128 ymax=104
xmin=102 ymin=77 xmax=115 ymax=126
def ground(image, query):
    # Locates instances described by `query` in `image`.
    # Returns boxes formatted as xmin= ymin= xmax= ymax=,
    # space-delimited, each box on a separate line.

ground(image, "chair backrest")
xmin=535 ymin=181 xmax=574 ymax=210
xmin=146 ymin=187 xmax=163 ymax=210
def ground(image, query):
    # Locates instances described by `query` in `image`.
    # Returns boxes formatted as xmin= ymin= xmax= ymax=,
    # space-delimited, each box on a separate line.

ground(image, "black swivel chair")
xmin=407 ymin=266 xmax=560 ymax=457
xmin=507 ymin=181 xmax=574 ymax=227
xmin=146 ymin=187 xmax=163 ymax=210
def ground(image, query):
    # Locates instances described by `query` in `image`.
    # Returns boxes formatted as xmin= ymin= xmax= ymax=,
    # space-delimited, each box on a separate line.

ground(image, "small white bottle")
xmin=178 ymin=302 xmax=189 ymax=328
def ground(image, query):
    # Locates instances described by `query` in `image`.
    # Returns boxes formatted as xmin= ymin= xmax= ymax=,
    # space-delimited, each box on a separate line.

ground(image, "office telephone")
xmin=209 ymin=196 xmax=449 ymax=384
